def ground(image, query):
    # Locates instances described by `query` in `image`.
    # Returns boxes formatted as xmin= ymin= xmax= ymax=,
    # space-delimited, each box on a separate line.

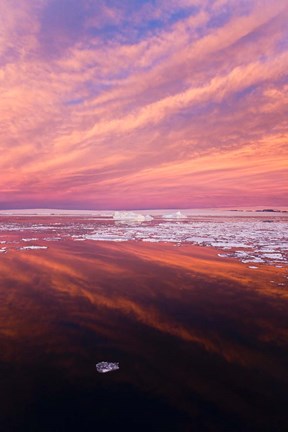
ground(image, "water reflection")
xmin=0 ymin=241 xmax=288 ymax=431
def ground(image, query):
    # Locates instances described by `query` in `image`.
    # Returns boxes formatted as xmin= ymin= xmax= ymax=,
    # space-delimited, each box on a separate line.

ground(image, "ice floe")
xmin=0 ymin=214 xmax=287 ymax=267
xmin=84 ymin=234 xmax=127 ymax=242
xmin=96 ymin=362 xmax=119 ymax=373
xmin=20 ymin=246 xmax=48 ymax=250
xmin=73 ymin=217 xmax=287 ymax=266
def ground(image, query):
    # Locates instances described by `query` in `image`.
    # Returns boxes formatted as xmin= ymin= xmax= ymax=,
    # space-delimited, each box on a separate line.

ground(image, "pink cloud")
xmin=0 ymin=0 xmax=287 ymax=209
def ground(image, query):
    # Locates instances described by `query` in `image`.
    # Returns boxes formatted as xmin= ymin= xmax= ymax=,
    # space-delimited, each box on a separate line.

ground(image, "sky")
xmin=0 ymin=0 xmax=287 ymax=210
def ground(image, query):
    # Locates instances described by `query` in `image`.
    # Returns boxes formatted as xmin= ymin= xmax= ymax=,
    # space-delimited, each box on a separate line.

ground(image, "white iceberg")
xmin=143 ymin=214 xmax=154 ymax=221
xmin=162 ymin=211 xmax=187 ymax=219
xmin=96 ymin=361 xmax=119 ymax=373
xmin=113 ymin=211 xmax=153 ymax=222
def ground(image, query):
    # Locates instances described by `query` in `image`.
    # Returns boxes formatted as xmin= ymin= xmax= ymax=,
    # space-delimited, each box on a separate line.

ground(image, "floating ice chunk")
xmin=235 ymin=251 xmax=249 ymax=257
xmin=249 ymin=266 xmax=258 ymax=269
xmin=241 ymin=257 xmax=264 ymax=263
xmin=186 ymin=237 xmax=207 ymax=243
xmin=263 ymin=253 xmax=283 ymax=260
xmin=211 ymin=242 xmax=251 ymax=248
xmin=113 ymin=211 xmax=152 ymax=222
xmin=22 ymin=238 xmax=38 ymax=242
xmin=84 ymin=234 xmax=127 ymax=242
xmin=20 ymin=245 xmax=48 ymax=250
xmin=96 ymin=362 xmax=119 ymax=373
xmin=162 ymin=211 xmax=187 ymax=219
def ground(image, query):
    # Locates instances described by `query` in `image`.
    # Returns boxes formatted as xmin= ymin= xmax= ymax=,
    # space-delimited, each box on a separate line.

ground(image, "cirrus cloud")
xmin=0 ymin=0 xmax=287 ymax=209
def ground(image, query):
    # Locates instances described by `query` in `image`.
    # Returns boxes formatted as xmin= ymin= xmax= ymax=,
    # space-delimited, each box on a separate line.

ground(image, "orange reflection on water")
xmin=0 ymin=241 xmax=287 ymax=361
xmin=0 ymin=240 xmax=288 ymax=431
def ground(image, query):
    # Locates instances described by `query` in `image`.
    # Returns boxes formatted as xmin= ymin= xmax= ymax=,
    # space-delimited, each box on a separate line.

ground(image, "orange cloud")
xmin=0 ymin=0 xmax=287 ymax=208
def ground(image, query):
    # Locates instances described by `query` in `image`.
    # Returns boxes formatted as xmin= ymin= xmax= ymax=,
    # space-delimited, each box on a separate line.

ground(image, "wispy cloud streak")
xmin=0 ymin=0 xmax=287 ymax=209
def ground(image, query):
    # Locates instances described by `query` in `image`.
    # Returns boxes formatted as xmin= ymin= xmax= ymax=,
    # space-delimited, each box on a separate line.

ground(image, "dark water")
xmin=0 ymin=240 xmax=288 ymax=432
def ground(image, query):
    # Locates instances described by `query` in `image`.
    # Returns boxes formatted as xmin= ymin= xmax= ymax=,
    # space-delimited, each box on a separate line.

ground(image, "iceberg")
xmin=162 ymin=211 xmax=187 ymax=219
xmin=113 ymin=211 xmax=153 ymax=222
xmin=96 ymin=361 xmax=119 ymax=373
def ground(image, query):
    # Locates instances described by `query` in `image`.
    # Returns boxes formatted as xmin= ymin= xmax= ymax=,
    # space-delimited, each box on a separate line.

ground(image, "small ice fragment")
xmin=96 ymin=361 xmax=119 ymax=373
xmin=249 ymin=266 xmax=258 ymax=269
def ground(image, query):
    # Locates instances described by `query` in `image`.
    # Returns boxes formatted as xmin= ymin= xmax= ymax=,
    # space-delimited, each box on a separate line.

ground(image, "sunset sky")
xmin=0 ymin=0 xmax=287 ymax=210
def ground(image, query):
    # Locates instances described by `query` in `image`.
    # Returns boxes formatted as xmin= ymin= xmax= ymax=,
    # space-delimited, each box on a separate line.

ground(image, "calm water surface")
xmin=0 ymin=240 xmax=288 ymax=431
